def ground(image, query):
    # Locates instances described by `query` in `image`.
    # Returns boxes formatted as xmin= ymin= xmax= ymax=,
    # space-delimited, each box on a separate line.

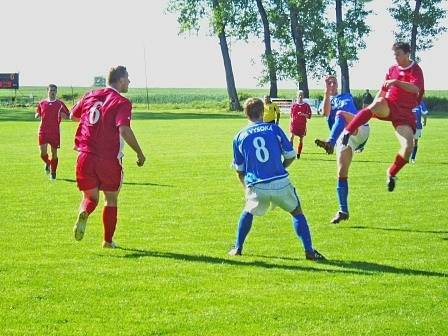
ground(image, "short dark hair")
xmin=48 ymin=84 xmax=57 ymax=90
xmin=108 ymin=66 xmax=128 ymax=85
xmin=244 ymin=98 xmax=264 ymax=119
xmin=392 ymin=42 xmax=411 ymax=54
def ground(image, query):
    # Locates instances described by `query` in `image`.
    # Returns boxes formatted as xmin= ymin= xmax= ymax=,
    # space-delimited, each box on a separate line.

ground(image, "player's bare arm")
xmin=283 ymin=157 xmax=295 ymax=168
xmin=383 ymin=79 xmax=420 ymax=94
xmin=236 ymin=171 xmax=245 ymax=188
xmin=119 ymin=125 xmax=146 ymax=166
xmin=70 ymin=112 xmax=80 ymax=122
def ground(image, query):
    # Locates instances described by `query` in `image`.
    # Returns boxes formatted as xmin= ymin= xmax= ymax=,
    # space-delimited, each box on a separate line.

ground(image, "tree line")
xmin=168 ymin=0 xmax=447 ymax=110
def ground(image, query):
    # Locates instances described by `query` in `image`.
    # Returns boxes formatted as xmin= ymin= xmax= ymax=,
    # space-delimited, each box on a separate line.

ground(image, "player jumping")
xmin=290 ymin=90 xmax=312 ymax=159
xmin=341 ymin=42 xmax=424 ymax=191
xmin=35 ymin=84 xmax=70 ymax=180
xmin=228 ymin=98 xmax=325 ymax=261
xmin=70 ymin=66 xmax=146 ymax=248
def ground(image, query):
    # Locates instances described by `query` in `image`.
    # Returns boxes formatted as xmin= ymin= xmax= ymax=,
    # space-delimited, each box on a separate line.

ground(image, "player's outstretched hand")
xmin=137 ymin=152 xmax=146 ymax=167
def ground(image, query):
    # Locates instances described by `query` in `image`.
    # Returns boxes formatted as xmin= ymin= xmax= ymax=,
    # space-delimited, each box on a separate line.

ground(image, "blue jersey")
xmin=232 ymin=122 xmax=296 ymax=186
xmin=413 ymin=101 xmax=428 ymax=129
xmin=325 ymin=93 xmax=358 ymax=129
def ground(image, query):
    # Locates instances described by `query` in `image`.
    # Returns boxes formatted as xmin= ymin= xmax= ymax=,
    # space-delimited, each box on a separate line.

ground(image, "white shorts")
xmin=336 ymin=124 xmax=370 ymax=153
xmin=244 ymin=177 xmax=300 ymax=216
xmin=414 ymin=129 xmax=422 ymax=140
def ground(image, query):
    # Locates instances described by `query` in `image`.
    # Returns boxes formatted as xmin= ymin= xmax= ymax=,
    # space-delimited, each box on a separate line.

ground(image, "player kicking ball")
xmin=70 ymin=66 xmax=146 ymax=248
xmin=290 ymin=90 xmax=312 ymax=159
xmin=341 ymin=42 xmax=425 ymax=191
xmin=314 ymin=76 xmax=370 ymax=224
xmin=228 ymin=98 xmax=325 ymax=261
xmin=35 ymin=84 xmax=70 ymax=180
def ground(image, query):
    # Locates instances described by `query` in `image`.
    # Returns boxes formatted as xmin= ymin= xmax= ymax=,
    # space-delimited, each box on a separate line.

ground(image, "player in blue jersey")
xmin=315 ymin=76 xmax=370 ymax=224
xmin=228 ymin=98 xmax=325 ymax=261
xmin=411 ymin=101 xmax=428 ymax=163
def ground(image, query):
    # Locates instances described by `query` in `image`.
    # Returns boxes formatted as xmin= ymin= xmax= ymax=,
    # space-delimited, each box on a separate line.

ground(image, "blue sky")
xmin=2 ymin=0 xmax=447 ymax=89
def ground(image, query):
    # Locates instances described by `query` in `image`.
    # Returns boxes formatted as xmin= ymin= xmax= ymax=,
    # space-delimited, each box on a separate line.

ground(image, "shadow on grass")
xmin=344 ymin=225 xmax=448 ymax=235
xmin=249 ymin=254 xmax=447 ymax=278
xmin=59 ymin=178 xmax=174 ymax=188
xmin=114 ymin=248 xmax=369 ymax=276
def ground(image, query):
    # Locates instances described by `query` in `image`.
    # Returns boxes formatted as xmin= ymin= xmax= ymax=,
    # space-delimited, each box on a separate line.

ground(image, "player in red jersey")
xmin=70 ymin=66 xmax=146 ymax=248
xmin=290 ymin=90 xmax=312 ymax=159
xmin=35 ymin=84 xmax=70 ymax=180
xmin=342 ymin=42 xmax=424 ymax=191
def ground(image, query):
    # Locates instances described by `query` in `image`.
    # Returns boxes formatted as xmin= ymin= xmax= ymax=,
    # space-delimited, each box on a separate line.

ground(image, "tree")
xmin=390 ymin=0 xmax=447 ymax=60
xmin=333 ymin=0 xmax=371 ymax=93
xmin=167 ymin=0 xmax=242 ymax=110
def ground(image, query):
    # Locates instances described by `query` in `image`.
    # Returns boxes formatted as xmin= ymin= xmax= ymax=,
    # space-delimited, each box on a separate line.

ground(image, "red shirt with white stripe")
xmin=71 ymin=87 xmax=132 ymax=159
xmin=384 ymin=62 xmax=425 ymax=109
xmin=290 ymin=102 xmax=312 ymax=127
xmin=37 ymin=99 xmax=69 ymax=134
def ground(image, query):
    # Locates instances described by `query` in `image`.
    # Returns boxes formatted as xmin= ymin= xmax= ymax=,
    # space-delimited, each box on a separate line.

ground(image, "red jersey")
xmin=37 ymin=99 xmax=69 ymax=134
xmin=71 ymin=87 xmax=132 ymax=159
xmin=290 ymin=102 xmax=312 ymax=126
xmin=383 ymin=62 xmax=424 ymax=109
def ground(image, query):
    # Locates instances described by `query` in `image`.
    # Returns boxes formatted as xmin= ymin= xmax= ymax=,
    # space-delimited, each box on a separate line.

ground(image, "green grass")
xmin=0 ymin=106 xmax=447 ymax=335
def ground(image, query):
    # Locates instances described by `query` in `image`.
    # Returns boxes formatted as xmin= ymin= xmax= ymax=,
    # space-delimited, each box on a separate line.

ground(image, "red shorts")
xmin=38 ymin=132 xmax=60 ymax=148
xmin=290 ymin=124 xmax=306 ymax=137
xmin=76 ymin=152 xmax=123 ymax=191
xmin=378 ymin=100 xmax=416 ymax=133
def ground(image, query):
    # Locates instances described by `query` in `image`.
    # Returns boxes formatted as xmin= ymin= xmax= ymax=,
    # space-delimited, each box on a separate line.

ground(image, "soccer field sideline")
xmin=0 ymin=109 xmax=447 ymax=335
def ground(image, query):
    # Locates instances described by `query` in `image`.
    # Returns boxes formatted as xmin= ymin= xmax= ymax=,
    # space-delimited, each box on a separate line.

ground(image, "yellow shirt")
xmin=263 ymin=102 xmax=280 ymax=122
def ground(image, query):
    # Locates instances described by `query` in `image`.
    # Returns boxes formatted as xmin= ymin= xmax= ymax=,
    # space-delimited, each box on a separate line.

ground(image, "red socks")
xmin=50 ymin=158 xmax=58 ymax=173
xmin=82 ymin=198 xmax=98 ymax=214
xmin=297 ymin=141 xmax=303 ymax=155
xmin=103 ymin=206 xmax=118 ymax=243
xmin=345 ymin=108 xmax=373 ymax=134
xmin=40 ymin=154 xmax=50 ymax=165
xmin=388 ymin=154 xmax=408 ymax=177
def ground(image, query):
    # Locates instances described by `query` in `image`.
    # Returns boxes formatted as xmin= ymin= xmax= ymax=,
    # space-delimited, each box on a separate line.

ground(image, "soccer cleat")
xmin=44 ymin=163 xmax=50 ymax=175
xmin=102 ymin=241 xmax=119 ymax=249
xmin=330 ymin=211 xmax=349 ymax=224
xmin=341 ymin=132 xmax=351 ymax=146
xmin=410 ymin=159 xmax=416 ymax=164
xmin=50 ymin=172 xmax=56 ymax=180
xmin=314 ymin=139 xmax=334 ymax=154
xmin=228 ymin=246 xmax=242 ymax=256
xmin=387 ymin=175 xmax=397 ymax=192
xmin=296 ymin=153 xmax=301 ymax=159
xmin=73 ymin=211 xmax=89 ymax=241
xmin=305 ymin=249 xmax=326 ymax=261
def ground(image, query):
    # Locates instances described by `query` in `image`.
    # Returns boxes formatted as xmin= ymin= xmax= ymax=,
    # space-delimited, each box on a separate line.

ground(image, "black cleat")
xmin=44 ymin=163 xmax=50 ymax=175
xmin=331 ymin=211 xmax=349 ymax=224
xmin=314 ymin=139 xmax=334 ymax=155
xmin=341 ymin=132 xmax=351 ymax=146
xmin=228 ymin=246 xmax=242 ymax=256
xmin=387 ymin=175 xmax=397 ymax=192
xmin=50 ymin=172 xmax=56 ymax=180
xmin=296 ymin=153 xmax=301 ymax=159
xmin=305 ymin=249 xmax=326 ymax=261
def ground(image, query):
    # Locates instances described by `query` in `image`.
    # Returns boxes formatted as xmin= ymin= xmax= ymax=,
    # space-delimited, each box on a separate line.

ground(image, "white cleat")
xmin=410 ymin=159 xmax=416 ymax=164
xmin=73 ymin=211 xmax=88 ymax=241
xmin=102 ymin=241 xmax=119 ymax=249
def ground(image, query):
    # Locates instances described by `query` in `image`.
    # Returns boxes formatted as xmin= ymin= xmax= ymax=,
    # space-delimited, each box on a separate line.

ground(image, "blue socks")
xmin=292 ymin=214 xmax=313 ymax=252
xmin=337 ymin=178 xmax=349 ymax=213
xmin=411 ymin=145 xmax=418 ymax=160
xmin=329 ymin=114 xmax=347 ymax=145
xmin=235 ymin=211 xmax=253 ymax=250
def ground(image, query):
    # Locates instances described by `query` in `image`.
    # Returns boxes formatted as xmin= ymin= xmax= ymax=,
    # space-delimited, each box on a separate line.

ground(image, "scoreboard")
xmin=0 ymin=73 xmax=19 ymax=89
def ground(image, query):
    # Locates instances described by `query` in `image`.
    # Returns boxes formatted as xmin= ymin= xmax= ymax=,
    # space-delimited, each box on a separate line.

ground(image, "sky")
xmin=1 ymin=0 xmax=447 ymax=90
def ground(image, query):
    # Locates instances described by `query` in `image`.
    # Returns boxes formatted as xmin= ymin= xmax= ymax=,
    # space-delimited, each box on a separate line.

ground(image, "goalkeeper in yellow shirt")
xmin=263 ymin=95 xmax=280 ymax=124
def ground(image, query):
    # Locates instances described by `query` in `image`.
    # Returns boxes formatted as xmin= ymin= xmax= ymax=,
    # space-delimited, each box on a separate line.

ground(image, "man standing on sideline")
xmin=70 ymin=66 xmax=146 ymax=248
xmin=411 ymin=100 xmax=428 ymax=163
xmin=362 ymin=89 xmax=374 ymax=108
xmin=290 ymin=90 xmax=312 ymax=159
xmin=35 ymin=84 xmax=70 ymax=180
xmin=262 ymin=95 xmax=280 ymax=124
xmin=341 ymin=42 xmax=424 ymax=191
xmin=228 ymin=98 xmax=325 ymax=261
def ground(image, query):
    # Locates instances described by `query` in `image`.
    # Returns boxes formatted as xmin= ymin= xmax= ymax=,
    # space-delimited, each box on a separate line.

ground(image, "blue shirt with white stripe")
xmin=325 ymin=93 xmax=358 ymax=129
xmin=413 ymin=101 xmax=428 ymax=130
xmin=232 ymin=122 xmax=296 ymax=186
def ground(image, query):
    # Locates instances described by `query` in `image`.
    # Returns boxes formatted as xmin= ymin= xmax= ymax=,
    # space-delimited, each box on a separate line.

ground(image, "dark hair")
xmin=244 ymin=98 xmax=264 ymax=119
xmin=108 ymin=66 xmax=128 ymax=85
xmin=48 ymin=84 xmax=57 ymax=90
xmin=392 ymin=42 xmax=411 ymax=54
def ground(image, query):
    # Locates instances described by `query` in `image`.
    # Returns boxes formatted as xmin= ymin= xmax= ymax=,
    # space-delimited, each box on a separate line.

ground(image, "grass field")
xmin=0 ymin=105 xmax=447 ymax=335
